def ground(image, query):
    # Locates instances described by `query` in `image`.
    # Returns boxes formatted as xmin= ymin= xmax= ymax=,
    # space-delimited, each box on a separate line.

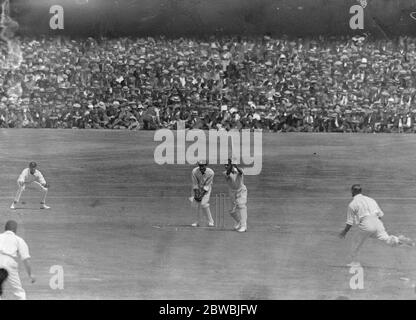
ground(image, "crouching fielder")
xmin=339 ymin=184 xmax=414 ymax=266
xmin=11 ymin=162 xmax=50 ymax=210
xmin=224 ymin=159 xmax=248 ymax=233
xmin=190 ymin=161 xmax=215 ymax=227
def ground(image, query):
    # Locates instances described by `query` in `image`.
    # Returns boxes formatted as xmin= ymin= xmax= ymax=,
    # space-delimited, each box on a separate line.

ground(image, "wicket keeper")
xmin=224 ymin=159 xmax=248 ymax=232
xmin=190 ymin=160 xmax=215 ymax=227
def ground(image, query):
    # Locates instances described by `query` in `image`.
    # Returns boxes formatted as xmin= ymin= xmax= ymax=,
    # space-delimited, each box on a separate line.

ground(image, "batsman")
xmin=224 ymin=159 xmax=248 ymax=233
xmin=190 ymin=160 xmax=215 ymax=227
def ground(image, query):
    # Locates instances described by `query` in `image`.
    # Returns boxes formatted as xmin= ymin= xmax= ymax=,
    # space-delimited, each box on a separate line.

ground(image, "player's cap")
xmin=197 ymin=160 xmax=207 ymax=166
xmin=351 ymin=184 xmax=362 ymax=194
xmin=29 ymin=162 xmax=37 ymax=168
xmin=5 ymin=220 xmax=17 ymax=233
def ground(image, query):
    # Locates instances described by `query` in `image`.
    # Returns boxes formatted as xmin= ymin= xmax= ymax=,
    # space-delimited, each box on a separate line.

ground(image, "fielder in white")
xmin=339 ymin=184 xmax=414 ymax=266
xmin=11 ymin=162 xmax=50 ymax=210
xmin=0 ymin=220 xmax=36 ymax=300
xmin=224 ymin=159 xmax=248 ymax=233
xmin=190 ymin=161 xmax=215 ymax=227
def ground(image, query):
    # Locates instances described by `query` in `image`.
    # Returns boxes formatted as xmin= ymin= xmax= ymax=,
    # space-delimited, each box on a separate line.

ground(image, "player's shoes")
xmin=237 ymin=226 xmax=247 ymax=233
xmin=10 ymin=203 xmax=16 ymax=210
xmin=233 ymin=222 xmax=241 ymax=230
xmin=40 ymin=204 xmax=51 ymax=210
xmin=191 ymin=222 xmax=200 ymax=227
xmin=347 ymin=261 xmax=361 ymax=267
xmin=208 ymin=221 xmax=215 ymax=227
xmin=398 ymin=235 xmax=415 ymax=246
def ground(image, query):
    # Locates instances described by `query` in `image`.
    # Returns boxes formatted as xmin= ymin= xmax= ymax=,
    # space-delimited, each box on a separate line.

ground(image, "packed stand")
xmin=1 ymin=35 xmax=416 ymax=132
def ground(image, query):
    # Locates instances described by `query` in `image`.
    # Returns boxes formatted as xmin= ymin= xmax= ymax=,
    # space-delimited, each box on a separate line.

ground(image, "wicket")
xmin=214 ymin=193 xmax=227 ymax=229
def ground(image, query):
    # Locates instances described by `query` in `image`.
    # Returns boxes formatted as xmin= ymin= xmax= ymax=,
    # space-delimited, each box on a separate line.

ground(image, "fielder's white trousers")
xmin=0 ymin=254 xmax=26 ymax=300
xmin=350 ymin=215 xmax=399 ymax=261
xmin=229 ymin=187 xmax=248 ymax=228
xmin=14 ymin=181 xmax=47 ymax=204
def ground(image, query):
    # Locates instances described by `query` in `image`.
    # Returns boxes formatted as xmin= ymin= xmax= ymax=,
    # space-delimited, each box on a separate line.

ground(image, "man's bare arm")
xmin=339 ymin=224 xmax=352 ymax=239
xmin=22 ymin=259 xmax=36 ymax=283
xmin=234 ymin=164 xmax=243 ymax=175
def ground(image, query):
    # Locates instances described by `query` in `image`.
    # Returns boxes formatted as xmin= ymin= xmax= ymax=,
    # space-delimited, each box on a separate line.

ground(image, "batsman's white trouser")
xmin=229 ymin=187 xmax=248 ymax=228
xmin=0 ymin=254 xmax=26 ymax=300
xmin=14 ymin=181 xmax=48 ymax=203
xmin=350 ymin=215 xmax=400 ymax=261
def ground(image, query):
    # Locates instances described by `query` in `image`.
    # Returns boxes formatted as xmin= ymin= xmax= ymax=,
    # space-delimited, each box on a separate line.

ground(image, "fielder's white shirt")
xmin=0 ymin=231 xmax=30 ymax=260
xmin=223 ymin=169 xmax=246 ymax=191
xmin=191 ymin=167 xmax=214 ymax=192
xmin=346 ymin=194 xmax=384 ymax=225
xmin=17 ymin=168 xmax=46 ymax=185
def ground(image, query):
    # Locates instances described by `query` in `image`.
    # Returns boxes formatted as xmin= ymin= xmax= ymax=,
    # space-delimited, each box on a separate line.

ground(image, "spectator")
xmin=0 ymin=35 xmax=415 ymax=132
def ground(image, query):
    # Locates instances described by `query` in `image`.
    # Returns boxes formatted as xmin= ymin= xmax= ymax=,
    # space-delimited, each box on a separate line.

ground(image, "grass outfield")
xmin=0 ymin=129 xmax=415 ymax=300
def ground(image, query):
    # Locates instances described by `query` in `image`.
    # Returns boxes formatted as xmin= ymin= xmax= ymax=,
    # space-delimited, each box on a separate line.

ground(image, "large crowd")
xmin=1 ymin=35 xmax=416 ymax=132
